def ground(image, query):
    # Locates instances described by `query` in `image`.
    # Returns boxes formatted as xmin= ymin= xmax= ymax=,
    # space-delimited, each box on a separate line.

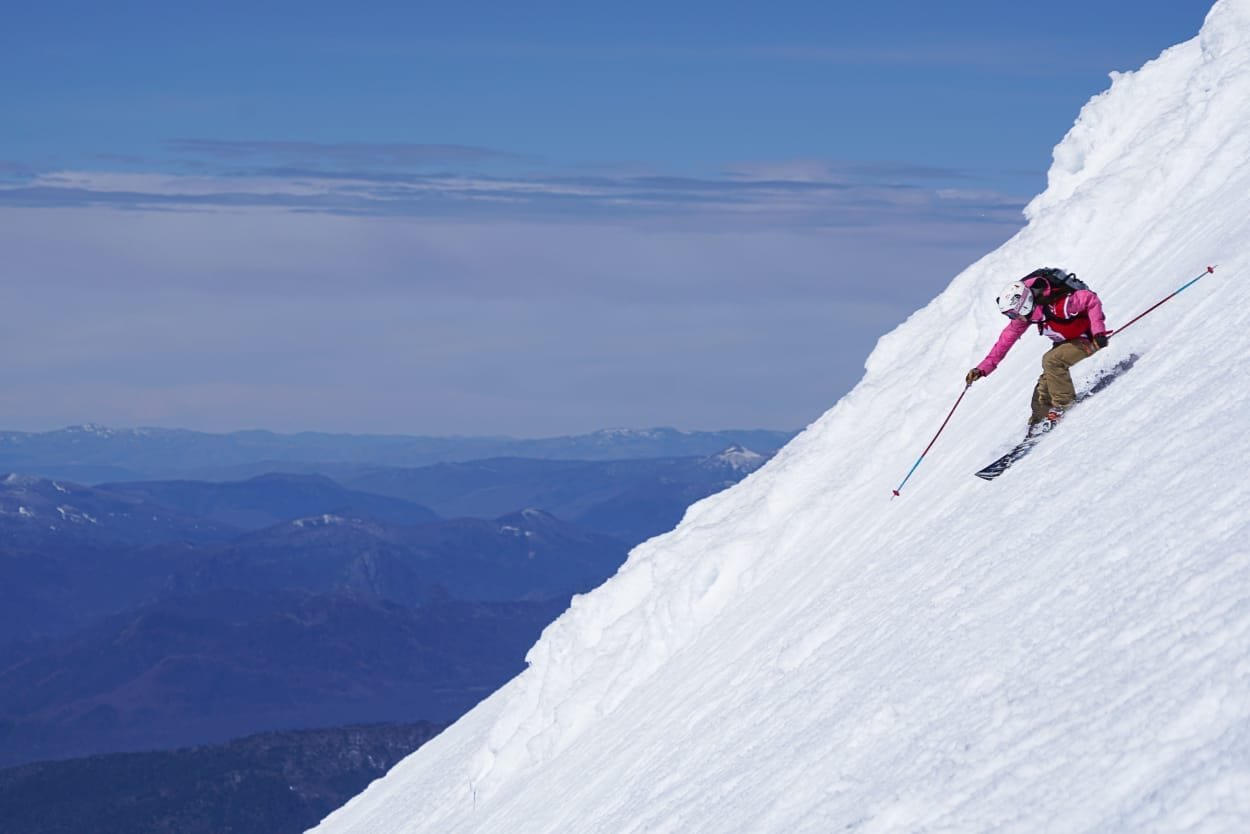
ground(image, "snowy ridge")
xmin=709 ymin=444 xmax=766 ymax=472
xmin=292 ymin=514 xmax=355 ymax=529
xmin=2 ymin=473 xmax=44 ymax=487
xmin=313 ymin=4 xmax=1250 ymax=832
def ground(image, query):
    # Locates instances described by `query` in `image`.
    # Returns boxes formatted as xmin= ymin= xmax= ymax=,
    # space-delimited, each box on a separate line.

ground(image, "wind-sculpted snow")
xmin=312 ymin=3 xmax=1250 ymax=832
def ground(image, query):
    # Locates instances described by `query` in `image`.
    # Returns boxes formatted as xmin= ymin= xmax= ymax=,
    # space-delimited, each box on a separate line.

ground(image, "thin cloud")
xmin=166 ymin=138 xmax=530 ymax=168
xmin=0 ymin=164 xmax=1027 ymax=228
xmin=723 ymin=159 xmax=975 ymax=184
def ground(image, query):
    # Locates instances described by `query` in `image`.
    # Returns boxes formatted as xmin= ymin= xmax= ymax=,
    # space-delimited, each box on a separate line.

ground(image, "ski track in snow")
xmin=312 ymin=3 xmax=1250 ymax=832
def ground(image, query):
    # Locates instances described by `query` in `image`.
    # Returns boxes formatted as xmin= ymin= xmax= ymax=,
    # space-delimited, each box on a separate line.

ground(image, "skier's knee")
xmin=1042 ymin=352 xmax=1067 ymax=373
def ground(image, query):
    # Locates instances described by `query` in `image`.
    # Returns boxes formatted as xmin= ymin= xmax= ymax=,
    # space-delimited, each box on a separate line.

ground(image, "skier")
xmin=965 ymin=269 xmax=1110 ymax=436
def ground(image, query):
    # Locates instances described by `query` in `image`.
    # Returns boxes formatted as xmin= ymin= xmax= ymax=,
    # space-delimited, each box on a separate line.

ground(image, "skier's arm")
xmin=975 ymin=318 xmax=1030 ymax=375
xmin=1068 ymin=289 xmax=1107 ymax=336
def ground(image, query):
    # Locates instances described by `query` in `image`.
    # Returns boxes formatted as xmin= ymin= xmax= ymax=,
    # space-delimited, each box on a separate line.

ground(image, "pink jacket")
xmin=976 ymin=283 xmax=1107 ymax=375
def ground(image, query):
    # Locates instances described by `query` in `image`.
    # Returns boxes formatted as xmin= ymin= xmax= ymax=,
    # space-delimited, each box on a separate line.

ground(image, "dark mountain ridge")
xmin=0 ymin=721 xmax=444 ymax=834
xmin=0 ymin=424 xmax=794 ymax=482
xmin=341 ymin=448 xmax=769 ymax=541
xmin=0 ymin=589 xmax=560 ymax=767
xmin=0 ymin=472 xmax=237 ymax=547
xmin=95 ymin=472 xmax=439 ymax=529
xmin=169 ymin=507 xmax=627 ymax=605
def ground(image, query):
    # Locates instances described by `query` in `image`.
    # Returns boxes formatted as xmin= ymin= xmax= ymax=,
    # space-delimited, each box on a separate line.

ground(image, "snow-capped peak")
xmin=709 ymin=445 xmax=765 ymax=472
xmin=3 ymin=473 xmax=39 ymax=486
xmin=64 ymin=423 xmax=116 ymax=437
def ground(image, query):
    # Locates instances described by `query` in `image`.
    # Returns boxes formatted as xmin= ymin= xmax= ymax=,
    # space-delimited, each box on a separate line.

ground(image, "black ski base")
xmin=975 ymin=437 xmax=1040 ymax=480
xmin=974 ymin=353 xmax=1139 ymax=481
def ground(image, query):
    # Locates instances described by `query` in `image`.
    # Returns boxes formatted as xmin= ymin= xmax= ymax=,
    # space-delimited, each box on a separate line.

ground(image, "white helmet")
xmin=997 ymin=281 xmax=1035 ymax=319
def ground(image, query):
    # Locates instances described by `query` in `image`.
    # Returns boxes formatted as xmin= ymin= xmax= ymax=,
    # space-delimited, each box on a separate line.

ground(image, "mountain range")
xmin=1 ymin=446 xmax=769 ymax=644
xmin=0 ymin=425 xmax=794 ymax=482
xmin=0 ymin=443 xmax=771 ymax=769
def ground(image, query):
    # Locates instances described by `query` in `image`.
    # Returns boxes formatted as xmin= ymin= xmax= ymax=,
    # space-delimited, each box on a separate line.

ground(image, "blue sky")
xmin=0 ymin=1 xmax=1212 ymax=436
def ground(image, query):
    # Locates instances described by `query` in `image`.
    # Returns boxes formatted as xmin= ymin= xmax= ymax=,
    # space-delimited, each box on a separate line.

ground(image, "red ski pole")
xmin=1109 ymin=265 xmax=1216 ymax=336
xmin=893 ymin=383 xmax=971 ymax=497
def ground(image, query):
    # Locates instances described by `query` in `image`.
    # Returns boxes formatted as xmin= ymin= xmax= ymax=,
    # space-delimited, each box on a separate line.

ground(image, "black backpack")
xmin=1024 ymin=267 xmax=1093 ymax=332
xmin=1024 ymin=267 xmax=1089 ymax=303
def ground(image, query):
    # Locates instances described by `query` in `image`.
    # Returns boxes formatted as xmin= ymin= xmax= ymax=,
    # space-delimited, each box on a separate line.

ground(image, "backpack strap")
xmin=1036 ymin=295 xmax=1093 ymax=337
xmin=1042 ymin=297 xmax=1083 ymax=324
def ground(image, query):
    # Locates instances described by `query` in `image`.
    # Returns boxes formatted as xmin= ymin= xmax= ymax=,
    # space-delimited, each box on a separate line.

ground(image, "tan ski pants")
xmin=1030 ymin=339 xmax=1096 ymax=424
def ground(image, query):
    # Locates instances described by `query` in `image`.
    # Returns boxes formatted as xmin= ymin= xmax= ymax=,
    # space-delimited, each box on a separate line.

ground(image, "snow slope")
xmin=313 ymin=3 xmax=1250 ymax=832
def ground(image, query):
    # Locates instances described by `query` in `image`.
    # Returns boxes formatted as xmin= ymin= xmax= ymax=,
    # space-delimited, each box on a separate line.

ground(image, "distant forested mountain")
xmin=0 ymin=441 xmax=773 ymax=777
xmin=94 ymin=472 xmax=440 ymax=529
xmin=0 ymin=590 xmax=558 ymax=767
xmin=339 ymin=445 xmax=769 ymax=543
xmin=1 ymin=473 xmax=627 ymax=644
xmin=0 ymin=722 xmax=443 ymax=834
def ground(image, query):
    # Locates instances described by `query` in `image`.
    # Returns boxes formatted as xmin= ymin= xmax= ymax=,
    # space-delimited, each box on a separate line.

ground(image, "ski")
xmin=974 ymin=353 xmax=1139 ymax=481
xmin=974 ymin=436 xmax=1041 ymax=480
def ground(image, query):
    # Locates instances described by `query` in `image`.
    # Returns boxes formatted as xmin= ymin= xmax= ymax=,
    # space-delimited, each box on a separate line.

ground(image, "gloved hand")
xmin=1092 ymin=333 xmax=1109 ymax=349
xmin=965 ymin=368 xmax=985 ymax=385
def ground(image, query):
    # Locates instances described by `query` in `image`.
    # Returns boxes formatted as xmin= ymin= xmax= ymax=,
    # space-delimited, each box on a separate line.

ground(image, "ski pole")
xmin=893 ymin=383 xmax=971 ymax=497
xmin=1109 ymin=265 xmax=1216 ymax=336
